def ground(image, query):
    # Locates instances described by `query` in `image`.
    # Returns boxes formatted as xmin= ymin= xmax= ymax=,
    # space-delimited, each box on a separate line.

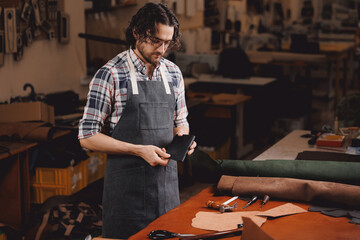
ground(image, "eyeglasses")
xmin=147 ymin=36 xmax=174 ymax=49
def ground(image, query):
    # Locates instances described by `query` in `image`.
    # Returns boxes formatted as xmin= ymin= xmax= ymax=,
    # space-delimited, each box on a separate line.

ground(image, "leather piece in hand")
xmin=166 ymin=135 xmax=195 ymax=162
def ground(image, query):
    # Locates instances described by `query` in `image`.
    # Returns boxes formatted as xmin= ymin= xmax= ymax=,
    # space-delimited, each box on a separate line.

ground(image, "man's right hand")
xmin=136 ymin=145 xmax=171 ymax=166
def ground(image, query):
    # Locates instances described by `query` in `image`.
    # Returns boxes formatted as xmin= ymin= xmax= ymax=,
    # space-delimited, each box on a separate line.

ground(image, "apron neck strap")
xmin=127 ymin=51 xmax=171 ymax=95
xmin=159 ymin=64 xmax=171 ymax=95
xmin=126 ymin=51 xmax=139 ymax=95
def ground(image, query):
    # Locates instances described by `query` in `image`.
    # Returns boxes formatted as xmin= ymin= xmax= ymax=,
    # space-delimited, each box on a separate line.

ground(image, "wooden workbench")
xmin=125 ymin=186 xmax=360 ymax=239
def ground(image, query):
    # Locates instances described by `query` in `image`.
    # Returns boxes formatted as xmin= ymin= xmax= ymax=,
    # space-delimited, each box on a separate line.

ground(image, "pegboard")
xmin=0 ymin=0 xmax=68 ymax=64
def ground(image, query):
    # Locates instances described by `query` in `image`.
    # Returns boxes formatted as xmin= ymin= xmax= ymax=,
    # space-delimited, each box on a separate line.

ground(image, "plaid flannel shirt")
xmin=78 ymin=49 xmax=189 ymax=139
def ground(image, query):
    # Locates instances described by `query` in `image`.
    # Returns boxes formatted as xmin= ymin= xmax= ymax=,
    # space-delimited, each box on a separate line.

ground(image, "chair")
xmin=336 ymin=93 xmax=360 ymax=127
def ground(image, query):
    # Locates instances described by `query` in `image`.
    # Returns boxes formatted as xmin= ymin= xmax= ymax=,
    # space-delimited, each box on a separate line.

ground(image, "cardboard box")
xmin=316 ymin=134 xmax=345 ymax=147
xmin=0 ymin=102 xmax=54 ymax=124
xmin=30 ymin=160 xmax=86 ymax=204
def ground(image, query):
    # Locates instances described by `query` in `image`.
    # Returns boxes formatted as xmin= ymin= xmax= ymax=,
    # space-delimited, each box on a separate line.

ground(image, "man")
xmin=78 ymin=2 xmax=196 ymax=239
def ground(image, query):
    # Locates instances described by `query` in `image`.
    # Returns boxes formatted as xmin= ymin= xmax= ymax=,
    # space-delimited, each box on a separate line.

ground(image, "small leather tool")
xmin=259 ymin=195 xmax=270 ymax=210
xmin=243 ymin=196 xmax=258 ymax=209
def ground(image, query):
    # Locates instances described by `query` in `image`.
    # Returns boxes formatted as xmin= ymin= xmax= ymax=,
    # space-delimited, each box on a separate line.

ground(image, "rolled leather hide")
xmin=217 ymin=175 xmax=360 ymax=208
xmin=220 ymin=160 xmax=360 ymax=185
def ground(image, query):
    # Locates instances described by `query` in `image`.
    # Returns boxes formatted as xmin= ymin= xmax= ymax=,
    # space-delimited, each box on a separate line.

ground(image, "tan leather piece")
xmin=242 ymin=217 xmax=274 ymax=240
xmin=191 ymin=211 xmax=267 ymax=231
xmin=218 ymin=175 xmax=360 ymax=208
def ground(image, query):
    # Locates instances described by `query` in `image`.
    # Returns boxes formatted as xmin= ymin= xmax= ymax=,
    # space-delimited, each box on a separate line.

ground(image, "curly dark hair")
xmin=125 ymin=3 xmax=180 ymax=49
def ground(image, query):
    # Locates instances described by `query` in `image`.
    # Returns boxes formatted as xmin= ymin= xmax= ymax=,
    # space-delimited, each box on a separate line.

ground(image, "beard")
xmin=135 ymin=42 xmax=162 ymax=67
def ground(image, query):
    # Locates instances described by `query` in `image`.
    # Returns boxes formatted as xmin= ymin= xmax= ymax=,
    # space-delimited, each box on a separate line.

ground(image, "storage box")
xmin=30 ymin=160 xmax=86 ymax=204
xmin=0 ymin=229 xmax=6 ymax=240
xmin=0 ymin=102 xmax=54 ymax=124
xmin=316 ymin=134 xmax=345 ymax=147
xmin=84 ymin=151 xmax=107 ymax=185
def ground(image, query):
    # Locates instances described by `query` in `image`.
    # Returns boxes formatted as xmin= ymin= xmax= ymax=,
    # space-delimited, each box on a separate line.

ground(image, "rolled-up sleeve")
xmin=78 ymin=67 xmax=113 ymax=139
xmin=173 ymin=67 xmax=189 ymax=128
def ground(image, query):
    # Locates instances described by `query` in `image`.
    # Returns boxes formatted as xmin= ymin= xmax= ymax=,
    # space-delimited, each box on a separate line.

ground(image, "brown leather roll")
xmin=217 ymin=175 xmax=360 ymax=208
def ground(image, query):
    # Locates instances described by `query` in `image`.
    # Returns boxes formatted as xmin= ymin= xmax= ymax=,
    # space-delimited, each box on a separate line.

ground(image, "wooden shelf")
xmin=85 ymin=1 xmax=137 ymax=14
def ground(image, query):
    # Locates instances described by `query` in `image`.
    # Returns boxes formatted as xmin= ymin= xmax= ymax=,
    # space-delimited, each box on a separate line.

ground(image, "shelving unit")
xmin=85 ymin=1 xmax=137 ymax=14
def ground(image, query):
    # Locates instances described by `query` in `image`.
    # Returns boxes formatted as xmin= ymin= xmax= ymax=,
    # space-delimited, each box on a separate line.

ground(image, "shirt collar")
xmin=129 ymin=48 xmax=162 ymax=75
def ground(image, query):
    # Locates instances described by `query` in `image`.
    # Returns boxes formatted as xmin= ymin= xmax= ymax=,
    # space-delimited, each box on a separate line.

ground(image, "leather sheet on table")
xmin=220 ymin=159 xmax=360 ymax=185
xmin=217 ymin=175 xmax=360 ymax=208
xmin=191 ymin=203 xmax=307 ymax=232
xmin=0 ymin=122 xmax=54 ymax=141
xmin=191 ymin=211 xmax=267 ymax=231
xmin=309 ymin=206 xmax=360 ymax=224
xmin=257 ymin=203 xmax=307 ymax=217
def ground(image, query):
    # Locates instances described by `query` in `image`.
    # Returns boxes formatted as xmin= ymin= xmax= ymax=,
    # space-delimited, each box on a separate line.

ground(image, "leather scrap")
xmin=257 ymin=203 xmax=307 ymax=218
xmin=191 ymin=211 xmax=267 ymax=231
xmin=309 ymin=206 xmax=360 ymax=224
xmin=242 ymin=217 xmax=274 ymax=240
xmin=217 ymin=175 xmax=360 ymax=208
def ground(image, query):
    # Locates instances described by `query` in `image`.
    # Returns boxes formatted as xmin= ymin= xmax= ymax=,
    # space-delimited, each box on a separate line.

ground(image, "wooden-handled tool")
xmin=206 ymin=196 xmax=238 ymax=213
xmin=206 ymin=200 xmax=237 ymax=213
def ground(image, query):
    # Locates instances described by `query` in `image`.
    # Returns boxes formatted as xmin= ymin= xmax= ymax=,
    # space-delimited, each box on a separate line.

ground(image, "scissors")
xmin=148 ymin=230 xmax=195 ymax=239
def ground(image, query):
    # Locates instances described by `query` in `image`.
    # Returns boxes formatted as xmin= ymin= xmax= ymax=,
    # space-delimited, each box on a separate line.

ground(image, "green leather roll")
xmin=220 ymin=160 xmax=360 ymax=185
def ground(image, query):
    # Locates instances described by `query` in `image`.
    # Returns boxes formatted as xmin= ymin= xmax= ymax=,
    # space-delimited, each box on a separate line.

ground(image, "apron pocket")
xmin=110 ymin=166 xmax=146 ymax=217
xmin=139 ymin=102 xmax=171 ymax=130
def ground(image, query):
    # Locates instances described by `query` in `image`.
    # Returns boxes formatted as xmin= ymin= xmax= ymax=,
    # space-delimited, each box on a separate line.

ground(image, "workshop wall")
xmin=0 ymin=0 xmax=87 ymax=102
xmin=85 ymin=0 xmax=204 ymax=72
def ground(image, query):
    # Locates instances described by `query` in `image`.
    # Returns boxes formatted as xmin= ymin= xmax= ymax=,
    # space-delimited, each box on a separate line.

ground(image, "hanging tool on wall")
xmin=23 ymin=27 xmax=33 ymax=47
xmin=47 ymin=0 xmax=58 ymax=21
xmin=41 ymin=20 xmax=55 ymax=40
xmin=14 ymin=34 xmax=24 ymax=61
xmin=21 ymin=1 xmax=33 ymax=23
xmin=4 ymin=8 xmax=17 ymax=53
xmin=58 ymin=11 xmax=70 ymax=44
xmin=0 ymin=31 xmax=4 ymax=67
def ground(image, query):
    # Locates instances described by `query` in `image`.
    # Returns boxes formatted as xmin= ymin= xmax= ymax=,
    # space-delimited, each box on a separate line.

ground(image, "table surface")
xmin=128 ymin=186 xmax=360 ymax=240
xmin=198 ymin=74 xmax=276 ymax=86
xmin=0 ymin=141 xmax=37 ymax=160
xmin=282 ymin=41 xmax=355 ymax=54
xmin=253 ymin=130 xmax=348 ymax=161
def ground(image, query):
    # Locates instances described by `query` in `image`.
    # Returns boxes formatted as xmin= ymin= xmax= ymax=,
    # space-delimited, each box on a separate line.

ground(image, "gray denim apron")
xmin=102 ymin=51 xmax=180 ymax=239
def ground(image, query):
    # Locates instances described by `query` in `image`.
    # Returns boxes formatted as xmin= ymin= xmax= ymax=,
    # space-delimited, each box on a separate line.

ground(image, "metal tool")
xmin=242 ymin=196 xmax=258 ymax=209
xmin=148 ymin=230 xmax=195 ymax=240
xmin=222 ymin=196 xmax=238 ymax=205
xmin=259 ymin=195 xmax=270 ymax=210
